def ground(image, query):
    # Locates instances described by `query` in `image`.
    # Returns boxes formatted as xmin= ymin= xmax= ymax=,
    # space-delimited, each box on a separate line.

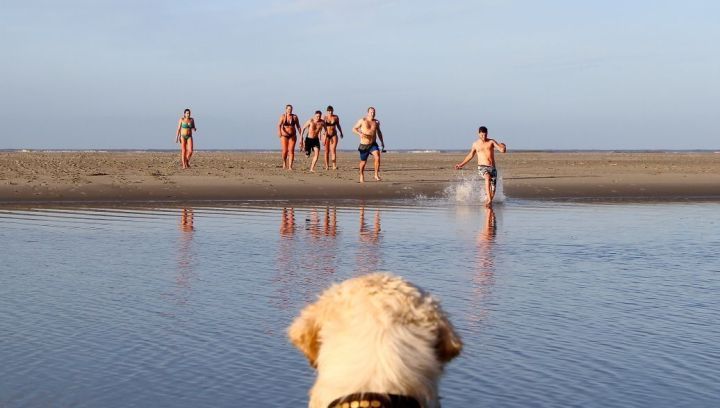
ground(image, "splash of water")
xmin=443 ymin=172 xmax=505 ymax=204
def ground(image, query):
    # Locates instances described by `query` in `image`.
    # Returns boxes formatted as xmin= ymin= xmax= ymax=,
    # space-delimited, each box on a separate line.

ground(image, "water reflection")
xmin=357 ymin=206 xmax=382 ymax=274
xmin=273 ymin=207 xmax=340 ymax=310
xmin=470 ymin=206 xmax=496 ymax=326
xmin=174 ymin=208 xmax=196 ymax=305
xmin=280 ymin=207 xmax=296 ymax=238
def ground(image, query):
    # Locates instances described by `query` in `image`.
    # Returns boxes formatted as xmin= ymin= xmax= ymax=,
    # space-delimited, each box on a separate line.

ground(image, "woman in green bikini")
xmin=176 ymin=108 xmax=196 ymax=169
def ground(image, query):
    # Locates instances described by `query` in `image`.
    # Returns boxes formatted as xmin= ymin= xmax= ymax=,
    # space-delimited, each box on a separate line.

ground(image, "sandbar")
xmin=1 ymin=151 xmax=718 ymax=205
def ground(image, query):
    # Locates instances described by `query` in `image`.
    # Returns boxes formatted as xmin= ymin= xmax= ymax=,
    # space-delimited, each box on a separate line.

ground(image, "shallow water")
xmin=1 ymin=200 xmax=718 ymax=407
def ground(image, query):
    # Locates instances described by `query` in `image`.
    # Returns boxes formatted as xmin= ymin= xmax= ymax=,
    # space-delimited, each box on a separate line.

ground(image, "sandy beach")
xmin=1 ymin=151 xmax=718 ymax=204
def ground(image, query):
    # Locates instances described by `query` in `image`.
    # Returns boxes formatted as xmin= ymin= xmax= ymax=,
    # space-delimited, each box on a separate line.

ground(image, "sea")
xmin=1 ymin=184 xmax=719 ymax=407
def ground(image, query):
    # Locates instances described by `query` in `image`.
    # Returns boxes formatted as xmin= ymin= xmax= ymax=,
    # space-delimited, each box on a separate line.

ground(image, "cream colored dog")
xmin=288 ymin=273 xmax=462 ymax=408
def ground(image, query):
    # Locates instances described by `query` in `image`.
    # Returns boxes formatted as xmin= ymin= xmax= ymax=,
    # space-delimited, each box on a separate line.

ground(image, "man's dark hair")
xmin=315 ymin=110 xmax=322 ymax=115
xmin=478 ymin=126 xmax=488 ymax=134
xmin=326 ymin=105 xmax=334 ymax=112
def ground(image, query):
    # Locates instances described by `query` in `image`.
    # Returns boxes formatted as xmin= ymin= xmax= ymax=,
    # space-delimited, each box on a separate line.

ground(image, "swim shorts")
xmin=304 ymin=137 xmax=320 ymax=155
xmin=358 ymin=142 xmax=380 ymax=161
xmin=478 ymin=165 xmax=498 ymax=190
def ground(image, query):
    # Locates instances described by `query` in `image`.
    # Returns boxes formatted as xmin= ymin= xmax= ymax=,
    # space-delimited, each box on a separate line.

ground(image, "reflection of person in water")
xmin=174 ymin=208 xmax=195 ymax=305
xmin=470 ymin=206 xmax=496 ymax=326
xmin=305 ymin=208 xmax=322 ymax=240
xmin=280 ymin=207 xmax=296 ymax=238
xmin=274 ymin=206 xmax=339 ymax=311
xmin=357 ymin=206 xmax=382 ymax=273
xmin=305 ymin=207 xmax=338 ymax=240
xmin=274 ymin=208 xmax=298 ymax=311
xmin=180 ymin=208 xmax=194 ymax=232
xmin=359 ymin=207 xmax=381 ymax=243
xmin=324 ymin=207 xmax=337 ymax=237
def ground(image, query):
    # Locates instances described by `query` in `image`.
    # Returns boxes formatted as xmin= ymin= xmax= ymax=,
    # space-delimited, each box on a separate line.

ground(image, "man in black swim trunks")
xmin=455 ymin=126 xmax=507 ymax=207
xmin=300 ymin=111 xmax=326 ymax=173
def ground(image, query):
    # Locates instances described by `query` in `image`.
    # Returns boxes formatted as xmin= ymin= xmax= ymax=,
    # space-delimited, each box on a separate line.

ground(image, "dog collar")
xmin=328 ymin=392 xmax=421 ymax=408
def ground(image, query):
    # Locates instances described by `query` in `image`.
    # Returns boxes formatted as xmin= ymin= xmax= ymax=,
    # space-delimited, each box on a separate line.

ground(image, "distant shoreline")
xmin=2 ymin=151 xmax=719 ymax=205
xmin=3 ymin=148 xmax=720 ymax=154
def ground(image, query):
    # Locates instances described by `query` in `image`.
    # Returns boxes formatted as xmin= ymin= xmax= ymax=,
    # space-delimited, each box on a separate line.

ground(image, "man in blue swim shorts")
xmin=352 ymin=107 xmax=386 ymax=183
xmin=455 ymin=126 xmax=507 ymax=206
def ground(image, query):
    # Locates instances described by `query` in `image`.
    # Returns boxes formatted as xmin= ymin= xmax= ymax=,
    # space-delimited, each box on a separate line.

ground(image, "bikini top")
xmin=283 ymin=115 xmax=297 ymax=127
xmin=325 ymin=117 xmax=336 ymax=126
xmin=181 ymin=120 xmax=193 ymax=129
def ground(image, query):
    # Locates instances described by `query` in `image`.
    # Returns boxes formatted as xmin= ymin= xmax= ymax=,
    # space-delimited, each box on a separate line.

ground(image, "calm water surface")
xmin=1 ymin=200 xmax=718 ymax=408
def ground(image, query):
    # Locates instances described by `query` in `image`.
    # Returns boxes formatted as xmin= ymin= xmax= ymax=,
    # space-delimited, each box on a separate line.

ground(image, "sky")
xmin=2 ymin=0 xmax=718 ymax=150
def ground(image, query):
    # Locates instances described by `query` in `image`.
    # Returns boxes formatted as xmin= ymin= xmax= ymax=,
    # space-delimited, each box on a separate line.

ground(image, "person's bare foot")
xmin=374 ymin=175 xmax=382 ymax=181
xmin=310 ymin=169 xmax=315 ymax=173
xmin=359 ymin=173 xmax=365 ymax=183
xmin=332 ymin=165 xmax=338 ymax=170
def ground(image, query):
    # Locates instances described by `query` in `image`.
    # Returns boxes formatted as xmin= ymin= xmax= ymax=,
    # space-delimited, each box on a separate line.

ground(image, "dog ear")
xmin=436 ymin=315 xmax=463 ymax=363
xmin=288 ymin=302 xmax=322 ymax=368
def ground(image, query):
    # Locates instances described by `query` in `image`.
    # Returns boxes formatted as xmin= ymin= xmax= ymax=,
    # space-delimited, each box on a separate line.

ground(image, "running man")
xmin=300 ymin=111 xmax=326 ymax=172
xmin=352 ymin=107 xmax=385 ymax=183
xmin=455 ymin=126 xmax=507 ymax=206
xmin=277 ymin=104 xmax=302 ymax=170
xmin=322 ymin=105 xmax=344 ymax=170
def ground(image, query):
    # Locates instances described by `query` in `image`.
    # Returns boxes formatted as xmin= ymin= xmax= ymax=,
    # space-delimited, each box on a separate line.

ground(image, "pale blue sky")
xmin=2 ymin=0 xmax=718 ymax=150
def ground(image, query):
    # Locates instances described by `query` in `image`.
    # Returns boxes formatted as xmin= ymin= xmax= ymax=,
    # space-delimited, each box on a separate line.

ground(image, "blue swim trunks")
xmin=358 ymin=142 xmax=380 ymax=161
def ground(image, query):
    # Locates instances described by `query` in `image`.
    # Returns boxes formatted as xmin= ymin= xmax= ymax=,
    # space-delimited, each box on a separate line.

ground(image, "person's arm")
xmin=494 ymin=140 xmax=507 ymax=153
xmin=375 ymin=120 xmax=385 ymax=150
xmin=336 ymin=117 xmax=344 ymax=139
xmin=301 ymin=120 xmax=311 ymax=138
xmin=352 ymin=119 xmax=363 ymax=137
xmin=455 ymin=148 xmax=476 ymax=169
xmin=176 ymin=119 xmax=182 ymax=143
xmin=278 ymin=115 xmax=285 ymax=137
xmin=300 ymin=120 xmax=311 ymax=148
xmin=191 ymin=118 xmax=197 ymax=132
xmin=294 ymin=115 xmax=302 ymax=135
xmin=319 ymin=123 xmax=327 ymax=144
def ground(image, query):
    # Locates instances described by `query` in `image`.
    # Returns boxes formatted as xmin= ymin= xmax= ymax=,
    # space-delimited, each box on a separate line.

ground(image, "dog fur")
xmin=288 ymin=272 xmax=462 ymax=408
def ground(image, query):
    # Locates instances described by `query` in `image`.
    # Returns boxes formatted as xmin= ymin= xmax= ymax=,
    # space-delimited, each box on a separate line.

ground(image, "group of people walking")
xmin=277 ymin=105 xmax=386 ymax=182
xmin=176 ymin=105 xmax=507 ymax=205
xmin=277 ymin=104 xmax=347 ymax=173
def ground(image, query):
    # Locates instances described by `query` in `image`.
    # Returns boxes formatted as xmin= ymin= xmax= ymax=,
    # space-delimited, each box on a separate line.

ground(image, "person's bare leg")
xmin=180 ymin=140 xmax=188 ymax=169
xmin=310 ymin=148 xmax=319 ymax=172
xmin=185 ymin=138 xmax=194 ymax=168
xmin=484 ymin=175 xmax=493 ymax=206
xmin=359 ymin=160 xmax=366 ymax=183
xmin=280 ymin=138 xmax=288 ymax=169
xmin=287 ymin=137 xmax=296 ymax=170
xmin=323 ymin=140 xmax=330 ymax=170
xmin=372 ymin=151 xmax=381 ymax=181
xmin=331 ymin=137 xmax=338 ymax=169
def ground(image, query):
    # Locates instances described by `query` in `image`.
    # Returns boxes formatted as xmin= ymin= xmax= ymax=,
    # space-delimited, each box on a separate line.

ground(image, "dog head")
xmin=288 ymin=272 xmax=462 ymax=368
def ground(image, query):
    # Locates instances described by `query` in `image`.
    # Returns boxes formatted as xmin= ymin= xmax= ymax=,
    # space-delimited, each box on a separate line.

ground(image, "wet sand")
xmin=1 ymin=151 xmax=718 ymax=204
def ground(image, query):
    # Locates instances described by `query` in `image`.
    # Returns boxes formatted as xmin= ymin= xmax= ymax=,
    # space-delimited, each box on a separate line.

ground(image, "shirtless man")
xmin=322 ymin=105 xmax=344 ymax=170
xmin=277 ymin=104 xmax=302 ymax=170
xmin=455 ymin=126 xmax=507 ymax=206
xmin=300 ymin=111 xmax=326 ymax=172
xmin=352 ymin=107 xmax=385 ymax=183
